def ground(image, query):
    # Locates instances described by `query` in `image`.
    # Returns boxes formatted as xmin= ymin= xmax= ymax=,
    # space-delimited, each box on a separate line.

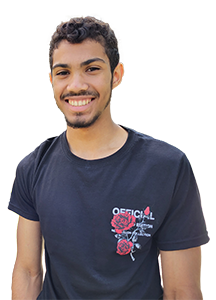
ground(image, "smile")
xmin=68 ymin=99 xmax=92 ymax=107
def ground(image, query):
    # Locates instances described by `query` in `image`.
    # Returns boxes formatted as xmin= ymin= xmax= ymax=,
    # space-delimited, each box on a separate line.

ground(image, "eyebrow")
xmin=80 ymin=58 xmax=106 ymax=67
xmin=52 ymin=58 xmax=106 ymax=71
xmin=52 ymin=63 xmax=70 ymax=71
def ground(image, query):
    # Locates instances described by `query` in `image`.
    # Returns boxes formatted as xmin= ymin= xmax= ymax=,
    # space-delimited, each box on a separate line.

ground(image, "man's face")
xmin=50 ymin=39 xmax=113 ymax=129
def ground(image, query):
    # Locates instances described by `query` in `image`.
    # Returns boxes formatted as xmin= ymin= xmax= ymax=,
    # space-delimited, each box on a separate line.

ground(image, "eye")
xmin=86 ymin=67 xmax=100 ymax=73
xmin=56 ymin=70 xmax=70 ymax=76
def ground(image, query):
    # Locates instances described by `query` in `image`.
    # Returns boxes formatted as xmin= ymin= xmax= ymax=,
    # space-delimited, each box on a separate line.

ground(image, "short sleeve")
xmin=8 ymin=154 xmax=39 ymax=221
xmin=155 ymin=154 xmax=209 ymax=251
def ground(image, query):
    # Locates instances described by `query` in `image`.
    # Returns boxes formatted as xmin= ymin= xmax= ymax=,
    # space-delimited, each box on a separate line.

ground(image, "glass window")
xmin=7 ymin=13 xmax=18 ymax=28
xmin=20 ymin=13 xmax=27 ymax=28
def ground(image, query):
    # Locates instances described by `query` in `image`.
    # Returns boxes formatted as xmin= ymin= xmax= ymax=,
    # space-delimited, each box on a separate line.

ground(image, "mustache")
xmin=61 ymin=91 xmax=99 ymax=100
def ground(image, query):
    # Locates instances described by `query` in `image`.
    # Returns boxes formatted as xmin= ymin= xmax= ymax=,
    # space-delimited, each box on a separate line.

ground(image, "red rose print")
xmin=111 ymin=212 xmax=136 ymax=234
xmin=116 ymin=239 xmax=133 ymax=255
xmin=144 ymin=206 xmax=150 ymax=216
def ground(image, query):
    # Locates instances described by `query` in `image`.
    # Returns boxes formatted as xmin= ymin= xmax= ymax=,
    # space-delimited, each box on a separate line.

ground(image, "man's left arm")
xmin=160 ymin=246 xmax=203 ymax=300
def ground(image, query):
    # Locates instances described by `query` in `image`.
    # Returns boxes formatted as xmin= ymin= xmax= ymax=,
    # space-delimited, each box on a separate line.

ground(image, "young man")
xmin=9 ymin=17 xmax=209 ymax=300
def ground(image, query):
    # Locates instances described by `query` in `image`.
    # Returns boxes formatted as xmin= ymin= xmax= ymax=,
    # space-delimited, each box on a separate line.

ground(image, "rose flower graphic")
xmin=111 ymin=208 xmax=153 ymax=261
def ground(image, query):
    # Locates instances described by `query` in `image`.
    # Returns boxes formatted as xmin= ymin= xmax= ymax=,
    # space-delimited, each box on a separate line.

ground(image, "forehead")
xmin=52 ymin=39 xmax=109 ymax=67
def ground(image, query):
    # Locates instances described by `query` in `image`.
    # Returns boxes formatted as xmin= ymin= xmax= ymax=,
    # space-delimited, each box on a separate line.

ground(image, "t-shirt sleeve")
xmin=155 ymin=154 xmax=209 ymax=251
xmin=8 ymin=154 xmax=39 ymax=221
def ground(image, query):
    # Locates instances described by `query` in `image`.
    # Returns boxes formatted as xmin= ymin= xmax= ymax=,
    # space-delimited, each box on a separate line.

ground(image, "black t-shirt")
xmin=8 ymin=127 xmax=209 ymax=300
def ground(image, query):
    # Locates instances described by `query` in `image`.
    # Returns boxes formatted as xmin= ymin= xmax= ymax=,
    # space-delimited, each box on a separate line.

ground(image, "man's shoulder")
xmin=17 ymin=133 xmax=64 ymax=173
xmin=129 ymin=127 xmax=185 ymax=162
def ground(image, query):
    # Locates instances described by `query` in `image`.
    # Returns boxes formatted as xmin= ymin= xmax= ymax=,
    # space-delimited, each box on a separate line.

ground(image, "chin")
xmin=65 ymin=113 xmax=101 ymax=129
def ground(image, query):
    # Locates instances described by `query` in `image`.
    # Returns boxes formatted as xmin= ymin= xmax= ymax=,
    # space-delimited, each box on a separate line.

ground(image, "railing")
xmin=190 ymin=125 xmax=210 ymax=140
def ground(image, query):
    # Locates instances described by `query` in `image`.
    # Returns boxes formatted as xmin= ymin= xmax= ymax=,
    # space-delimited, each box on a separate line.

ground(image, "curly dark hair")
xmin=49 ymin=16 xmax=119 ymax=74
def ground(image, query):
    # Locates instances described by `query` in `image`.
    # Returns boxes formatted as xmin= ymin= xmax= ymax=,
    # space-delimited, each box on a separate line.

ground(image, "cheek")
xmin=95 ymin=77 xmax=112 ymax=96
xmin=52 ymin=82 xmax=65 ymax=100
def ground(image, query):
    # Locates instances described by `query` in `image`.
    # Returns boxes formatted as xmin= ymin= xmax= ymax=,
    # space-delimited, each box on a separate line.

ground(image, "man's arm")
xmin=12 ymin=216 xmax=43 ymax=300
xmin=160 ymin=247 xmax=203 ymax=300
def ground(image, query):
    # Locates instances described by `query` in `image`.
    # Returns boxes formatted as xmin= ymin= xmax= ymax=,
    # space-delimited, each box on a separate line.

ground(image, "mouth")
xmin=63 ymin=95 xmax=96 ymax=112
xmin=66 ymin=98 xmax=93 ymax=107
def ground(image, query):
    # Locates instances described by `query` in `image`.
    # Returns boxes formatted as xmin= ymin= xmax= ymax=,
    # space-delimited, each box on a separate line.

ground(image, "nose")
xmin=67 ymin=73 xmax=88 ymax=93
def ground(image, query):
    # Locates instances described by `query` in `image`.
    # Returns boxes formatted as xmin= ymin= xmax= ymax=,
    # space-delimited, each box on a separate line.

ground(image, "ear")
xmin=112 ymin=63 xmax=124 ymax=90
xmin=49 ymin=73 xmax=53 ymax=85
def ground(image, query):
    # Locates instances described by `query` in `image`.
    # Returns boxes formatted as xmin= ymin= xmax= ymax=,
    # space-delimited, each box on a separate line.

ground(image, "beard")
xmin=63 ymin=86 xmax=112 ymax=129
xmin=65 ymin=110 xmax=102 ymax=129
xmin=65 ymin=92 xmax=112 ymax=129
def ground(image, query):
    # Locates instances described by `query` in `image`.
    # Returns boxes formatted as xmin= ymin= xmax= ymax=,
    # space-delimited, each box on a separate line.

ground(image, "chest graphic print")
xmin=111 ymin=207 xmax=155 ymax=261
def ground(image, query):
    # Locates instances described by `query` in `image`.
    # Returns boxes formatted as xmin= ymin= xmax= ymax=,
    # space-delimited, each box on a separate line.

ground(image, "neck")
xmin=66 ymin=118 xmax=128 ymax=160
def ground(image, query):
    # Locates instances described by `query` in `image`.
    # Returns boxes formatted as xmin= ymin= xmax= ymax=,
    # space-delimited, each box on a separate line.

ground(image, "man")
xmin=9 ymin=17 xmax=209 ymax=300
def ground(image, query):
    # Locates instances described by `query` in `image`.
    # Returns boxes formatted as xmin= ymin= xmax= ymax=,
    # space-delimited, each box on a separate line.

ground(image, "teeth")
xmin=68 ymin=99 xmax=92 ymax=107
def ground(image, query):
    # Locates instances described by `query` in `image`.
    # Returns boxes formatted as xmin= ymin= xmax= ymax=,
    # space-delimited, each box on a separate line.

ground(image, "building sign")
xmin=7 ymin=97 xmax=31 ymax=106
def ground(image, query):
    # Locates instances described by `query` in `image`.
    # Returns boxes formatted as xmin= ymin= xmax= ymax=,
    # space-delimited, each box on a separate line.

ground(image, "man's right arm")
xmin=12 ymin=216 xmax=43 ymax=300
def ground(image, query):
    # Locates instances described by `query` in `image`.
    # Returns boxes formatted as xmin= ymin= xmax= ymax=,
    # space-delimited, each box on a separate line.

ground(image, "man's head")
xmin=49 ymin=17 xmax=123 ymax=130
xmin=49 ymin=16 xmax=119 ymax=74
